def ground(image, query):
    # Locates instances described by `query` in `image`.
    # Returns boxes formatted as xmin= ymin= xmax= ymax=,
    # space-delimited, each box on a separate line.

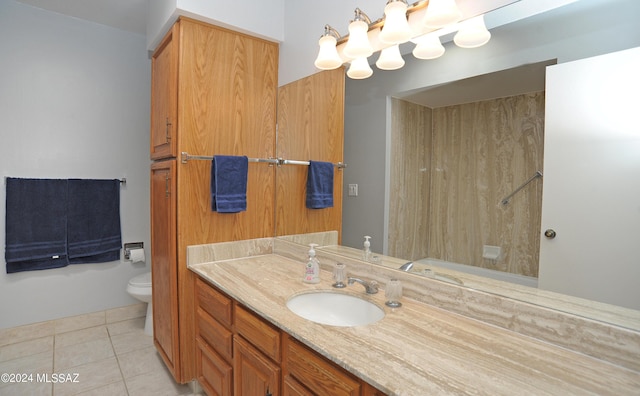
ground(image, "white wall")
xmin=0 ymin=1 xmax=151 ymax=328
xmin=146 ymin=0 xmax=286 ymax=56
xmin=341 ymin=0 xmax=640 ymax=254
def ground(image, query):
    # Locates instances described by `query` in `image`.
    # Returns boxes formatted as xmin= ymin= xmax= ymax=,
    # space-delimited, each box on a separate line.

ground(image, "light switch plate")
xmin=348 ymin=184 xmax=358 ymax=196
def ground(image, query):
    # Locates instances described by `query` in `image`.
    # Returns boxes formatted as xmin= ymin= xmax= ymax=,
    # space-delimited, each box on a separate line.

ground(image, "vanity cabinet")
xmin=150 ymin=16 xmax=278 ymax=383
xmin=195 ymin=277 xmax=234 ymax=395
xmin=195 ymin=275 xmax=385 ymax=396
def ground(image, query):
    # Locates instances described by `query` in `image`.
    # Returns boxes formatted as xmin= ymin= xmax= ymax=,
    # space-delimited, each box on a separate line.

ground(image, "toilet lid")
xmin=129 ymin=272 xmax=151 ymax=287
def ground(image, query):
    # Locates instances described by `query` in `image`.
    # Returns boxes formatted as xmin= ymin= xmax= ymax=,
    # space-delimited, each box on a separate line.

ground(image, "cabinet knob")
xmin=544 ymin=229 xmax=557 ymax=239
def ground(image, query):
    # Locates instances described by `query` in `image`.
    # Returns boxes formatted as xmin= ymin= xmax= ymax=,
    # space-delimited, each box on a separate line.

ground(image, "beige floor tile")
xmin=106 ymin=303 xmax=146 ymax=324
xmin=106 ymin=317 xmax=145 ymax=337
xmin=0 ymin=378 xmax=53 ymax=396
xmin=55 ymin=326 xmax=109 ymax=349
xmin=110 ymin=331 xmax=153 ymax=356
xmin=0 ymin=351 xmax=52 ymax=380
xmin=54 ymin=312 xmax=105 ymax=335
xmin=0 ymin=321 xmax=55 ymax=347
xmin=73 ymin=380 xmax=128 ymax=396
xmin=0 ymin=336 xmax=53 ymax=362
xmin=125 ymin=367 xmax=193 ymax=396
xmin=117 ymin=345 xmax=166 ymax=380
xmin=52 ymin=357 xmax=122 ymax=396
xmin=54 ymin=338 xmax=114 ymax=370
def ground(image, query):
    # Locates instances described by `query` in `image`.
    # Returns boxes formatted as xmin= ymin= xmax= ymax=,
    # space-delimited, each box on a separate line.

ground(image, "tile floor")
xmin=0 ymin=304 xmax=201 ymax=396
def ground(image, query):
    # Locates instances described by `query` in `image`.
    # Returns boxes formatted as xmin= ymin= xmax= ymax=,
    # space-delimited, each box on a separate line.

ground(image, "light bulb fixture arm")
xmin=321 ymin=24 xmax=341 ymax=40
xmin=352 ymin=7 xmax=372 ymax=24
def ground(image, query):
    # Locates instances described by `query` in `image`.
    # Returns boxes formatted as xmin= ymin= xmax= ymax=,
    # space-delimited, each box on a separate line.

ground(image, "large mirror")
xmin=287 ymin=0 xmax=640 ymax=330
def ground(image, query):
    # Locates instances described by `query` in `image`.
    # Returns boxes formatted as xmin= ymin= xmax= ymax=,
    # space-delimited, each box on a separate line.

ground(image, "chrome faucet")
xmin=399 ymin=262 xmax=413 ymax=272
xmin=347 ymin=277 xmax=379 ymax=294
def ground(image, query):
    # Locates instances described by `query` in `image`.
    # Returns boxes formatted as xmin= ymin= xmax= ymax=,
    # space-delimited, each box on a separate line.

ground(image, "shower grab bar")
xmin=181 ymin=152 xmax=346 ymax=169
xmin=500 ymin=171 xmax=542 ymax=205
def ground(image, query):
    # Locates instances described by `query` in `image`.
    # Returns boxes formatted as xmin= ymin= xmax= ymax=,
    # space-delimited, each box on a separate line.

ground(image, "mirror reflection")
xmin=282 ymin=0 xmax=640 ymax=330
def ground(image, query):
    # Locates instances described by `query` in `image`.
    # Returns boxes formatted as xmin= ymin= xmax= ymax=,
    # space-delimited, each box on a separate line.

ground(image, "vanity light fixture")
xmin=453 ymin=15 xmax=491 ymax=48
xmin=379 ymin=0 xmax=412 ymax=45
xmin=376 ymin=44 xmax=405 ymax=70
xmin=422 ymin=0 xmax=462 ymax=28
xmin=412 ymin=33 xmax=446 ymax=59
xmin=343 ymin=8 xmax=374 ymax=59
xmin=347 ymin=57 xmax=374 ymax=79
xmin=314 ymin=0 xmax=494 ymax=79
xmin=314 ymin=25 xmax=343 ymax=70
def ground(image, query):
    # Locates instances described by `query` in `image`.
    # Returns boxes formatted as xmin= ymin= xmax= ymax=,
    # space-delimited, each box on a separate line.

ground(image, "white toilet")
xmin=126 ymin=271 xmax=153 ymax=336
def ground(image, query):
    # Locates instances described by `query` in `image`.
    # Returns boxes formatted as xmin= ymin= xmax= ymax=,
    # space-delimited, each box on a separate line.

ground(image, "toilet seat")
xmin=129 ymin=272 xmax=151 ymax=287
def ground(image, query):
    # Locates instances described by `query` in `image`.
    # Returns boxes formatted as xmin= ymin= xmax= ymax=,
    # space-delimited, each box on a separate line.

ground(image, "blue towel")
xmin=67 ymin=179 xmax=122 ymax=264
xmin=5 ymin=178 xmax=69 ymax=273
xmin=306 ymin=161 xmax=334 ymax=209
xmin=211 ymin=155 xmax=248 ymax=213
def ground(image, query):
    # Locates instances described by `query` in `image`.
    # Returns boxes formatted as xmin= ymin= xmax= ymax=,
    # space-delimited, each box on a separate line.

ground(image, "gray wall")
xmin=0 ymin=1 xmax=151 ymax=328
xmin=342 ymin=0 xmax=640 ymax=254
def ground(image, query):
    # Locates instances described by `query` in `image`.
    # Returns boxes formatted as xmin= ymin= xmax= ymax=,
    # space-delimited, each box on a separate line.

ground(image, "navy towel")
xmin=211 ymin=155 xmax=248 ymax=213
xmin=5 ymin=178 xmax=69 ymax=273
xmin=306 ymin=161 xmax=334 ymax=209
xmin=67 ymin=179 xmax=122 ymax=264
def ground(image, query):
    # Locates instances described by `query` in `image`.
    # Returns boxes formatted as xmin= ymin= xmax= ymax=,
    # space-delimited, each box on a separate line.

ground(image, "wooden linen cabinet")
xmin=150 ymin=14 xmax=346 ymax=390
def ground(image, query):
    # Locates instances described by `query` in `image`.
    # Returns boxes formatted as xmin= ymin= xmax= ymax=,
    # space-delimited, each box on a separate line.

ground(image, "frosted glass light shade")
xmin=343 ymin=20 xmax=373 ymax=59
xmin=376 ymin=45 xmax=405 ymax=70
xmin=347 ymin=57 xmax=373 ymax=79
xmin=423 ymin=0 xmax=462 ymax=29
xmin=412 ymin=35 xmax=445 ymax=59
xmin=314 ymin=35 xmax=343 ymax=70
xmin=454 ymin=15 xmax=491 ymax=48
xmin=379 ymin=1 xmax=412 ymax=45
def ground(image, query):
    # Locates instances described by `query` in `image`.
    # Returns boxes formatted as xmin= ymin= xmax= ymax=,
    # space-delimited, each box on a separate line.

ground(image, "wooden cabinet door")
xmin=234 ymin=336 xmax=280 ymax=396
xmin=150 ymin=160 xmax=179 ymax=379
xmin=150 ymin=23 xmax=178 ymax=160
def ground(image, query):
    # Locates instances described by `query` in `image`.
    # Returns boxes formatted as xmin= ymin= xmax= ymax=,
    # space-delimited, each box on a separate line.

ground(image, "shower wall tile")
xmin=390 ymin=92 xmax=545 ymax=277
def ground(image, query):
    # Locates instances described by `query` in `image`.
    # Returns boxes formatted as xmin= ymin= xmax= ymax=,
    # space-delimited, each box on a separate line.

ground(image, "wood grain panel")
xmin=276 ymin=69 xmax=345 ymax=240
xmin=390 ymin=92 xmax=544 ymax=277
xmin=171 ymin=18 xmax=278 ymax=382
xmin=388 ymin=98 xmax=432 ymax=260
xmin=178 ymin=19 xmax=278 ymax=246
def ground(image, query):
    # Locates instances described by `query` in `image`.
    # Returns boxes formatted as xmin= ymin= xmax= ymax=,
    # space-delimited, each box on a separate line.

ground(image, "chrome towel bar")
xmin=180 ymin=152 xmax=346 ymax=169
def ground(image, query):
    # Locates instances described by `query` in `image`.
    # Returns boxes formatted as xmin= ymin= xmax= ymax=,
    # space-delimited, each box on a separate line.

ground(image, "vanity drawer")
xmin=197 ymin=308 xmax=233 ymax=362
xmin=196 ymin=277 xmax=233 ymax=328
xmin=234 ymin=304 xmax=281 ymax=363
xmin=285 ymin=337 xmax=360 ymax=396
xmin=196 ymin=338 xmax=232 ymax=396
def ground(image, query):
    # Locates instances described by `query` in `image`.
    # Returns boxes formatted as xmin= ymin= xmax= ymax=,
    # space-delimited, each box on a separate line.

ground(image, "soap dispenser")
xmin=363 ymin=236 xmax=372 ymax=261
xmin=303 ymin=243 xmax=321 ymax=284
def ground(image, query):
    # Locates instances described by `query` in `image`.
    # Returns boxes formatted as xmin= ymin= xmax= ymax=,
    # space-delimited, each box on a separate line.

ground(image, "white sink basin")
xmin=286 ymin=292 xmax=385 ymax=327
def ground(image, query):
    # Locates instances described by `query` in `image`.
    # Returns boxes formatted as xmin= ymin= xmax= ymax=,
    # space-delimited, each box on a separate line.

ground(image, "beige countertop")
xmin=189 ymin=253 xmax=640 ymax=395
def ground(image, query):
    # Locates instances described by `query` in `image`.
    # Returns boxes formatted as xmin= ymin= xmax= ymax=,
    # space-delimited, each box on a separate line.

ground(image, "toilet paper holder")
xmin=124 ymin=242 xmax=144 ymax=260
